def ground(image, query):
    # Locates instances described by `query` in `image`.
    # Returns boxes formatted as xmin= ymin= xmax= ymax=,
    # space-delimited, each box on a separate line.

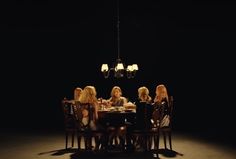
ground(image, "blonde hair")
xmin=154 ymin=84 xmax=169 ymax=103
xmin=138 ymin=86 xmax=152 ymax=103
xmin=74 ymin=87 xmax=82 ymax=101
xmin=79 ymin=86 xmax=97 ymax=104
xmin=109 ymin=86 xmax=128 ymax=104
xmin=110 ymin=86 xmax=122 ymax=98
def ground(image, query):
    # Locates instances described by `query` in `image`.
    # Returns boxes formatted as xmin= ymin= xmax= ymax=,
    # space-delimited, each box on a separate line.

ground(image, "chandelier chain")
xmin=100 ymin=0 xmax=138 ymax=78
xmin=117 ymin=0 xmax=120 ymax=60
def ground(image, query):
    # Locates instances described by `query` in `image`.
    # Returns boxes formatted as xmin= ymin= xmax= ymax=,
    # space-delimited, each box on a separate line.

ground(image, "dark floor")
xmin=0 ymin=130 xmax=235 ymax=159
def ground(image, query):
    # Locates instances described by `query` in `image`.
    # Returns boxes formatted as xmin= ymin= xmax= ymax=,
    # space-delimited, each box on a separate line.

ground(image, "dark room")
xmin=1 ymin=0 xmax=236 ymax=159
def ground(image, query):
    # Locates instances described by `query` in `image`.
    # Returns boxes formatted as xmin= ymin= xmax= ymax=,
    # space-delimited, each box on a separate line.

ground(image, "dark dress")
xmin=153 ymin=98 xmax=170 ymax=118
xmin=153 ymin=98 xmax=170 ymax=127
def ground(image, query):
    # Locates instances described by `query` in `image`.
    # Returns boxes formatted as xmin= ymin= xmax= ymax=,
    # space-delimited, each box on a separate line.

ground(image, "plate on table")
xmin=109 ymin=109 xmax=122 ymax=113
xmin=124 ymin=109 xmax=134 ymax=112
xmin=99 ymin=110 xmax=109 ymax=112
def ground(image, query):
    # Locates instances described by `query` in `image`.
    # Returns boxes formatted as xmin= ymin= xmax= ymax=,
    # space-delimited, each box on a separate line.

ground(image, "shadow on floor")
xmin=38 ymin=147 xmax=77 ymax=156
xmin=158 ymin=148 xmax=184 ymax=157
xmin=70 ymin=151 xmax=157 ymax=159
xmin=38 ymin=148 xmax=183 ymax=159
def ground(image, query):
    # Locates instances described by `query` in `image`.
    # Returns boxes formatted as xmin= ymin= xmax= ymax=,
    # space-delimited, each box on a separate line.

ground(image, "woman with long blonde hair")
xmin=154 ymin=84 xmax=169 ymax=105
xmin=106 ymin=86 xmax=128 ymax=148
xmin=153 ymin=84 xmax=170 ymax=127
xmin=108 ymin=86 xmax=127 ymax=106
xmin=79 ymin=86 xmax=99 ymax=121
xmin=77 ymin=86 xmax=102 ymax=150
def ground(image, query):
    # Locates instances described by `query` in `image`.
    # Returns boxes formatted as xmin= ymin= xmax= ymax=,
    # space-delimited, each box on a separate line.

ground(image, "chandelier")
xmin=101 ymin=0 xmax=138 ymax=79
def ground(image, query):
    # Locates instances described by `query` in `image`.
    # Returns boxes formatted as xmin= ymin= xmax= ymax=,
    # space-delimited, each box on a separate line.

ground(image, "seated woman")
xmin=153 ymin=84 xmax=170 ymax=127
xmin=106 ymin=86 xmax=128 ymax=149
xmin=74 ymin=87 xmax=82 ymax=103
xmin=130 ymin=86 xmax=153 ymax=150
xmin=135 ymin=86 xmax=153 ymax=129
xmin=77 ymin=86 xmax=98 ymax=130
xmin=63 ymin=87 xmax=82 ymax=115
xmin=107 ymin=86 xmax=127 ymax=107
xmin=76 ymin=86 xmax=103 ymax=150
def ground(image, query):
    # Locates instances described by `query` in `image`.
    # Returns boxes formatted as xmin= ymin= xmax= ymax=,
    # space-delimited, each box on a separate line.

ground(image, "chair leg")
xmin=108 ymin=135 xmax=114 ymax=146
xmin=100 ymin=134 xmax=108 ymax=150
xmin=84 ymin=136 xmax=88 ymax=150
xmin=119 ymin=136 xmax=125 ymax=151
xmin=168 ymin=132 xmax=172 ymax=150
xmin=157 ymin=134 xmax=159 ymax=150
xmin=163 ymin=132 xmax=167 ymax=149
xmin=115 ymin=136 xmax=119 ymax=145
xmin=136 ymin=135 xmax=143 ymax=149
xmin=71 ymin=131 xmax=74 ymax=147
xmin=126 ymin=133 xmax=132 ymax=149
xmin=84 ymin=136 xmax=90 ymax=150
xmin=144 ymin=135 xmax=148 ymax=151
xmin=94 ymin=136 xmax=100 ymax=150
xmin=77 ymin=135 xmax=81 ymax=150
xmin=153 ymin=135 xmax=157 ymax=150
xmin=65 ymin=131 xmax=68 ymax=149
xmin=157 ymin=134 xmax=160 ymax=155
xmin=148 ymin=135 xmax=152 ymax=151
xmin=153 ymin=134 xmax=160 ymax=158
xmin=85 ymin=136 xmax=92 ymax=150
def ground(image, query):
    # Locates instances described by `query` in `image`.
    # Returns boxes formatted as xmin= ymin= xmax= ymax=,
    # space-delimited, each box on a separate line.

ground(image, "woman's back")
xmin=135 ymin=100 xmax=153 ymax=129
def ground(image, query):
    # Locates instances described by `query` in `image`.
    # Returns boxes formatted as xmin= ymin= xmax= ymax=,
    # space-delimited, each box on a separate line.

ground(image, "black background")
xmin=1 ymin=0 xmax=235 ymax=144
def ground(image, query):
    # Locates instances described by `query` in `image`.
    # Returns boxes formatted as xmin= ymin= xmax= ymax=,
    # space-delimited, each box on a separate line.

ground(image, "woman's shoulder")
xmin=120 ymin=96 xmax=127 ymax=102
xmin=136 ymin=99 xmax=152 ymax=105
xmin=161 ymin=98 xmax=169 ymax=106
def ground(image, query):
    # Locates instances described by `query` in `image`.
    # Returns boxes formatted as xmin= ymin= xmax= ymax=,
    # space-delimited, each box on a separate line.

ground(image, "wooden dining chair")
xmin=160 ymin=96 xmax=174 ymax=150
xmin=61 ymin=98 xmax=76 ymax=149
xmin=131 ymin=102 xmax=159 ymax=152
xmin=72 ymin=102 xmax=105 ymax=151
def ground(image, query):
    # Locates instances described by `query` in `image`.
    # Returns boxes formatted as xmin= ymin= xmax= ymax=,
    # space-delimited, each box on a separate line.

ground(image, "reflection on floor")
xmin=0 ymin=130 xmax=235 ymax=159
